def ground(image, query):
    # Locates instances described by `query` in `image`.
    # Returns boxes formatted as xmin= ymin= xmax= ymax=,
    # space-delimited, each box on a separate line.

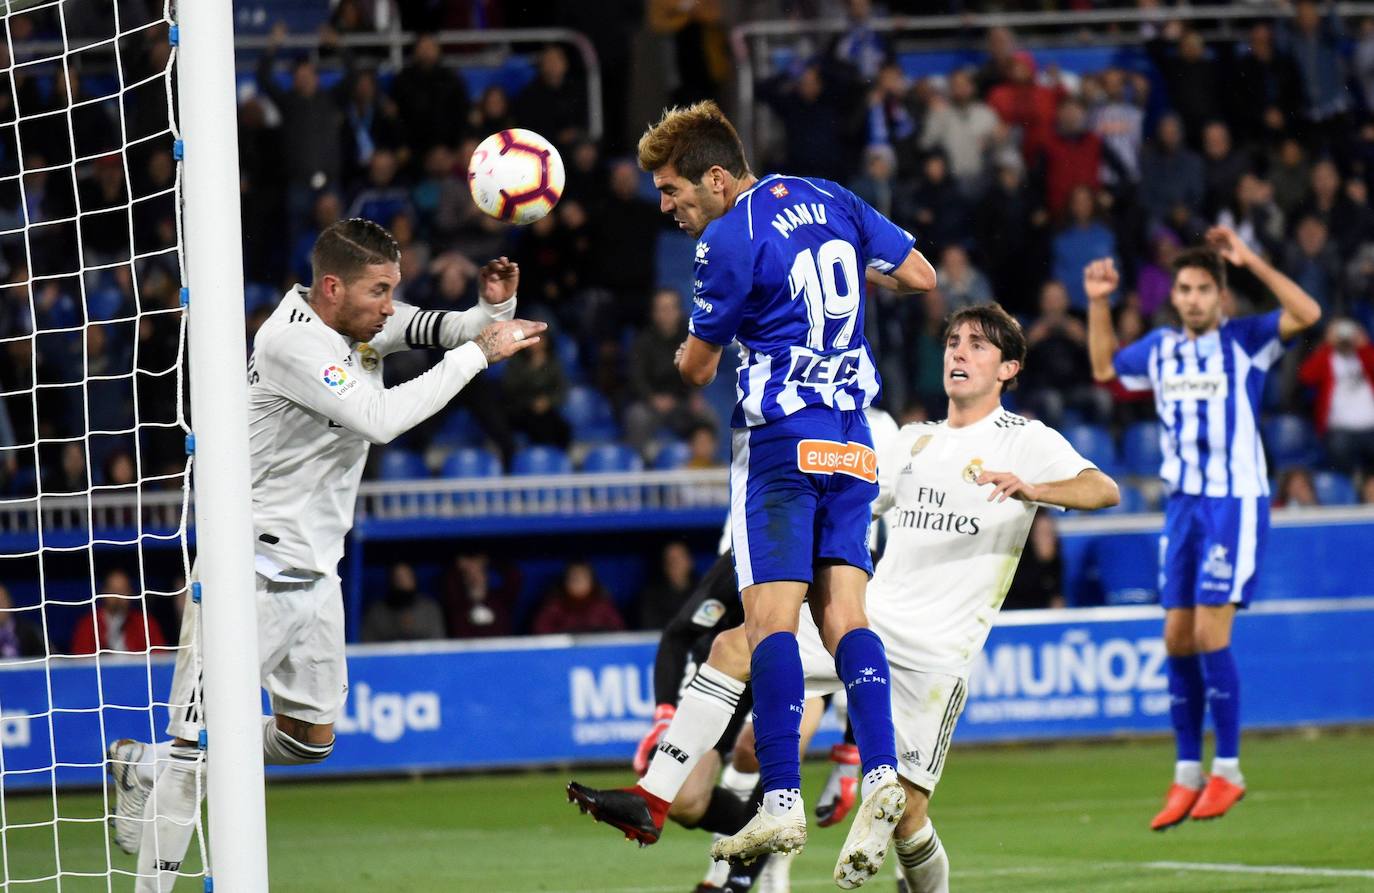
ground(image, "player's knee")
xmin=707 ymin=627 xmax=751 ymax=680
xmin=1163 ymin=623 xmax=1195 ymax=655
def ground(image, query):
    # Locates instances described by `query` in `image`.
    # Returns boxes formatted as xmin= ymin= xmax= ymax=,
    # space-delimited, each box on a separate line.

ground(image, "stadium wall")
xmin=4 ymin=598 xmax=1371 ymax=790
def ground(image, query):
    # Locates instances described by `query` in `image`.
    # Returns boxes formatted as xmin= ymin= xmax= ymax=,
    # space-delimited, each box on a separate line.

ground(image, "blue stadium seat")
xmin=1262 ymin=415 xmax=1320 ymax=469
xmin=431 ymin=408 xmax=484 ymax=450
xmin=440 ymin=447 xmax=501 ymax=480
xmin=563 ymin=386 xmax=618 ymax=443
xmin=555 ymin=338 xmax=584 ymax=383
xmin=1312 ymin=470 xmax=1357 ymax=506
xmin=511 ymin=446 xmax=572 ymax=476
xmin=653 ymin=440 xmax=693 ymax=470
xmin=377 ymin=449 xmax=427 ymax=481
xmin=580 ymin=444 xmax=643 ymax=474
xmin=1063 ymin=423 xmax=1121 ymax=475
xmin=1122 ymin=421 xmax=1163 ymax=477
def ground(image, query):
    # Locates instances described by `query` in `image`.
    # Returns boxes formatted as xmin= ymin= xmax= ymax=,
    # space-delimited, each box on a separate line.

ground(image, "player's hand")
xmin=479 ymin=256 xmax=520 ymax=304
xmin=632 ymin=703 xmax=675 ymax=776
xmin=673 ymin=340 xmax=687 ymax=370
xmin=1082 ymin=258 xmax=1119 ymax=304
xmin=976 ymin=470 xmax=1040 ymax=503
xmin=1205 ymin=225 xmax=1253 ymax=269
xmin=472 ymin=319 xmax=546 ymax=363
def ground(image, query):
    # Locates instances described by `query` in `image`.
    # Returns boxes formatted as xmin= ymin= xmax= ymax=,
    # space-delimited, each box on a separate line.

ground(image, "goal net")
xmin=0 ymin=1 xmax=225 ymax=888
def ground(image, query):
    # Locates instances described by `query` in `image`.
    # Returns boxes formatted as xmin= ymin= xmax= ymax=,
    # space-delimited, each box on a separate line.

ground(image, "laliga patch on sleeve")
xmin=318 ymin=363 xmax=358 ymax=400
xmin=690 ymin=598 xmax=727 ymax=628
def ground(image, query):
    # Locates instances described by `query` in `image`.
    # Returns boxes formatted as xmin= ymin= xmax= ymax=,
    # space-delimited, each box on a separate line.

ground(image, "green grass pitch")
xmin=5 ymin=729 xmax=1373 ymax=891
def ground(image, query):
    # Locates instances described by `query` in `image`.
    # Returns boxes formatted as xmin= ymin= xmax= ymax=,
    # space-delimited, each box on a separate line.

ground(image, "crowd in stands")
xmin=6 ymin=2 xmax=1374 ymax=647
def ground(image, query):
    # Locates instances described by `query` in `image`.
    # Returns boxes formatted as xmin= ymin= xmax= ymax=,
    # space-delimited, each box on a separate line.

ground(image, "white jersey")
xmin=248 ymin=286 xmax=514 ymax=579
xmin=866 ymin=407 xmax=1094 ymax=676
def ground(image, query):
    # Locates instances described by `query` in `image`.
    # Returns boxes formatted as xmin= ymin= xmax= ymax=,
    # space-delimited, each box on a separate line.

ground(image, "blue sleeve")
xmin=1227 ymin=310 xmax=1285 ymax=355
xmin=1113 ymin=329 xmax=1159 ymax=383
xmin=825 ymin=179 xmax=915 ymax=274
xmin=689 ymin=217 xmax=752 ymax=346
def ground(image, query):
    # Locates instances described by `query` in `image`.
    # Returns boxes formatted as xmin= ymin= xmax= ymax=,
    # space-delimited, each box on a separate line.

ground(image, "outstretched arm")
xmin=976 ymin=467 xmax=1120 ymax=511
xmin=1206 ymin=225 xmax=1322 ymax=340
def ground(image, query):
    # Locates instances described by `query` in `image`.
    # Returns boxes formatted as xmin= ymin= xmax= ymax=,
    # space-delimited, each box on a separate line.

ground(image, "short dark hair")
xmin=941 ymin=302 xmax=1027 ymax=392
xmin=637 ymin=100 xmax=750 ymax=181
xmin=311 ymin=218 xmax=400 ymax=285
xmin=1171 ymin=247 xmax=1226 ymax=291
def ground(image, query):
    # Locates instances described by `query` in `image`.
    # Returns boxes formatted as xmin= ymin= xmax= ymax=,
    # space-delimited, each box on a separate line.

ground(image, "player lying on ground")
xmin=572 ymin=304 xmax=1118 ymax=893
xmin=637 ymin=99 xmax=936 ymax=887
xmin=105 ymin=219 xmax=544 ymax=892
xmin=1084 ymin=226 xmax=1321 ymax=830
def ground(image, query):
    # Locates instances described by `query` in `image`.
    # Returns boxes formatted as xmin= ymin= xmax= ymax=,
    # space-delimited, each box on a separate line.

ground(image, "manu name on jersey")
xmin=1113 ymin=310 xmax=1288 ymax=498
xmin=689 ymin=174 xmax=915 ymax=428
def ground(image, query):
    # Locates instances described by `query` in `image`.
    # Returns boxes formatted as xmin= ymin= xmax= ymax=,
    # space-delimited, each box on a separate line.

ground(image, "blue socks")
xmin=1199 ymin=647 xmax=1241 ymax=760
xmin=834 ymin=627 xmax=897 ymax=776
xmin=1167 ymin=655 xmax=1205 ymax=763
xmin=751 ymin=631 xmax=804 ymax=793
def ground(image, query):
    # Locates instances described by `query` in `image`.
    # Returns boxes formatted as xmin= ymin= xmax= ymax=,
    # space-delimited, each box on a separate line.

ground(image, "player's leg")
xmin=887 ymin=668 xmax=964 ymax=893
xmin=741 ymin=578 xmax=809 ymax=818
xmin=570 ymin=625 xmax=751 ymax=843
xmin=1153 ymin=495 xmax=1206 ymax=830
xmin=1190 ymin=494 xmax=1266 ymax=820
xmin=259 ymin=575 xmax=347 ymax=764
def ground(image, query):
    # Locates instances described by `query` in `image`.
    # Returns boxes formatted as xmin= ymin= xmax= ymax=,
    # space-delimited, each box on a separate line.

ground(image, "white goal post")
xmin=178 ymin=0 xmax=269 ymax=889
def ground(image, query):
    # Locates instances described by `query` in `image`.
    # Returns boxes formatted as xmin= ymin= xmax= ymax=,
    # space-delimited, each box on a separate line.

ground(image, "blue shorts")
xmin=1159 ymin=493 xmax=1269 ymax=610
xmin=728 ymin=407 xmax=877 ymax=589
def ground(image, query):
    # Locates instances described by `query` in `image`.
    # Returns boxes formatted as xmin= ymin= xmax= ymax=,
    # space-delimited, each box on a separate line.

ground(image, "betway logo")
xmin=335 ymin=682 xmax=440 ymax=743
xmin=969 ymin=631 xmax=1168 ymax=698
xmin=569 ymin=664 xmax=655 ymax=745
xmin=1160 ymin=373 xmax=1228 ymax=402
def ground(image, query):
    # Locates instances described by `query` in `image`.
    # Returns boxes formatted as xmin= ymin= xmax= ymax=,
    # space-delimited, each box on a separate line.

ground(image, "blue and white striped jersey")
xmin=1114 ymin=310 xmax=1288 ymax=497
xmin=689 ymin=174 xmax=915 ymax=428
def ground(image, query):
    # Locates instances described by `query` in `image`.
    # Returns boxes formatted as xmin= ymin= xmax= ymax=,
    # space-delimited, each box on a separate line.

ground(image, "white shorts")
xmin=167 ymin=573 xmax=348 ymax=741
xmin=797 ymin=614 xmax=967 ymax=793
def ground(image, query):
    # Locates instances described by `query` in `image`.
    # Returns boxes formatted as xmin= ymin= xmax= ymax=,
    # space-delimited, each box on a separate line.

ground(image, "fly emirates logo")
xmin=890 ymin=484 xmax=983 ymax=536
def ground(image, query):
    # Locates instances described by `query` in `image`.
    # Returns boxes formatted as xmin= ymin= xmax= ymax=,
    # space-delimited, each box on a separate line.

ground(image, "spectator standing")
xmin=347 ymin=149 xmax=414 ymax=225
xmin=513 ymin=45 xmax=588 ymax=148
xmin=593 ymin=161 xmax=663 ymax=320
xmin=973 ymin=151 xmax=1049 ymax=315
xmin=1147 ymin=23 xmax=1224 ymax=146
xmin=1299 ymin=317 xmax=1374 ymax=475
xmin=1284 ymin=216 xmax=1343 ymax=312
xmin=392 ymin=34 xmax=469 ymax=165
xmin=1039 ymin=97 xmax=1102 ymax=221
xmin=919 ymin=68 xmax=998 ymax=191
xmin=1053 ymin=186 xmax=1117 ymax=310
xmin=1021 ymin=280 xmax=1107 ymax=426
xmin=1086 ymin=69 xmax=1144 ymax=185
xmin=1200 ymin=122 xmax=1251 ymax=221
xmin=907 ymin=151 xmax=971 ymax=256
xmin=986 ymin=51 xmax=1061 ymax=164
xmin=937 ymin=245 xmax=992 ymax=311
xmin=864 ymin=62 xmax=922 ymax=175
xmin=1138 ymin=114 xmax=1204 ymax=225
xmin=625 ymin=289 xmax=716 ymax=453
xmin=758 ymin=63 xmax=860 ymax=183
xmin=532 ymin=561 xmax=625 ymax=635
xmin=362 ymin=562 xmax=445 ymax=643
xmin=1230 ymin=23 xmax=1302 ymax=145
xmin=1281 ymin=0 xmax=1353 ymax=152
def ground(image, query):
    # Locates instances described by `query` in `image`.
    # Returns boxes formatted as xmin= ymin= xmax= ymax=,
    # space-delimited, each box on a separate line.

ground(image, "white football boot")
xmin=834 ymin=774 xmax=906 ymax=889
xmin=106 ymin=739 xmax=151 ymax=854
xmin=710 ymin=799 xmax=807 ymax=865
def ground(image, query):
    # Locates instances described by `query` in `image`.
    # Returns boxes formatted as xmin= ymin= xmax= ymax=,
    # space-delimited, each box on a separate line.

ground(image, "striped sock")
xmin=895 ymin=819 xmax=949 ymax=893
xmin=639 ymin=664 xmax=745 ymax=803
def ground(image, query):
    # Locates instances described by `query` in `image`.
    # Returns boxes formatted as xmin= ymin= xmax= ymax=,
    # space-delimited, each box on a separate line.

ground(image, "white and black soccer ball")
xmin=467 ymin=128 xmax=565 ymax=225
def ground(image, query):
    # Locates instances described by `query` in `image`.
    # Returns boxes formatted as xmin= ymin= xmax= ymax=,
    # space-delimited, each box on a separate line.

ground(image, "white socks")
xmin=1175 ymin=760 xmax=1204 ymax=789
xmin=719 ymin=763 xmax=760 ymax=797
xmin=1212 ymin=757 xmax=1244 ymax=786
xmin=260 ymin=716 xmax=334 ymax=765
xmin=861 ymin=764 xmax=898 ymax=799
xmin=639 ymin=664 xmax=745 ymax=803
xmin=133 ymin=741 xmax=174 ymax=787
xmin=895 ymin=819 xmax=949 ymax=893
xmin=135 ymin=745 xmax=203 ymax=893
xmin=762 ymin=788 xmax=801 ymax=817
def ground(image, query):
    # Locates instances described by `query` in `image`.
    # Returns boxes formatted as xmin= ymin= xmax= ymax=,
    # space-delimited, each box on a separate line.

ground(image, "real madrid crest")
xmin=962 ymin=457 xmax=984 ymax=484
xmin=359 ymin=344 xmax=380 ymax=372
xmin=911 ymin=434 xmax=933 ymax=456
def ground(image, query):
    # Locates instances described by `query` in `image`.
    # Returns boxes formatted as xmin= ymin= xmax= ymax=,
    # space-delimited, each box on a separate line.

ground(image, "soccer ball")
xmin=467 ymin=129 xmax=565 ymax=225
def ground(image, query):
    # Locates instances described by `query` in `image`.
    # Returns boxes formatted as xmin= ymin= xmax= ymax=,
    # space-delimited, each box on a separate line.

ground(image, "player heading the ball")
xmin=640 ymin=100 xmax=934 ymax=888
